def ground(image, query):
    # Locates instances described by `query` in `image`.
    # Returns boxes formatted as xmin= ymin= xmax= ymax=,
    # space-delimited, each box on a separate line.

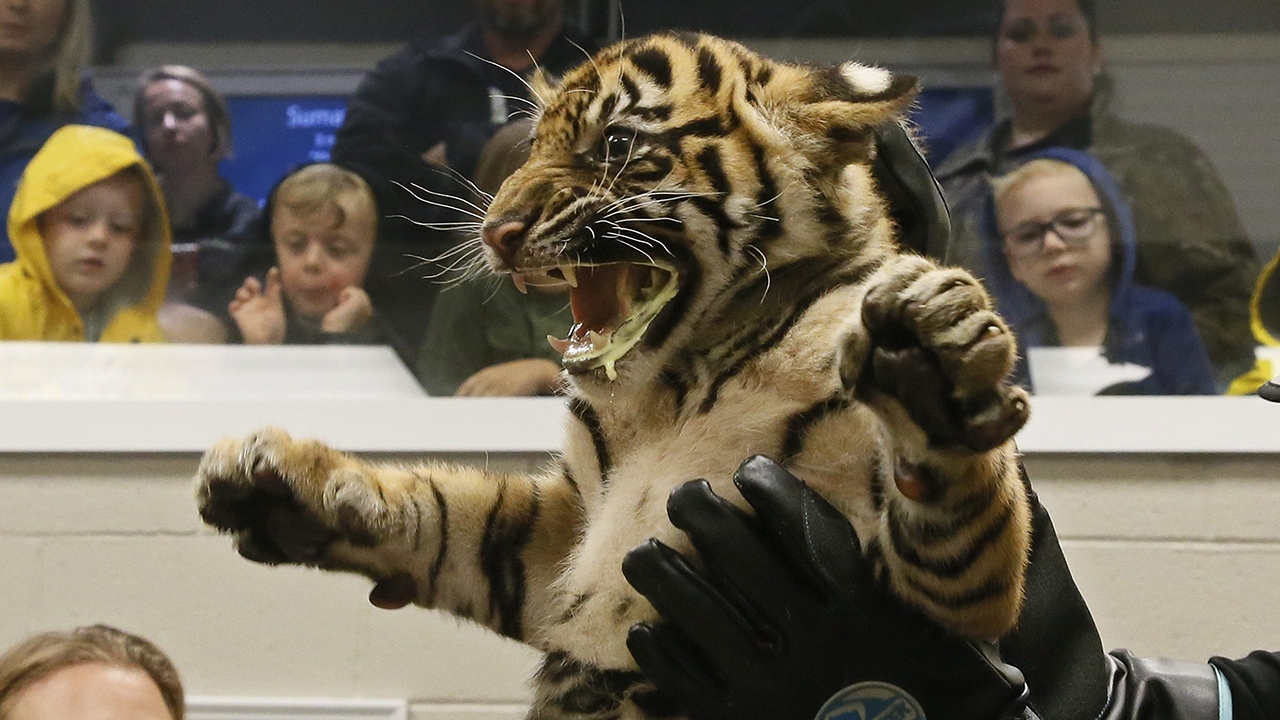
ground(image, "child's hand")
xmin=229 ymin=267 xmax=286 ymax=345
xmin=456 ymin=358 xmax=563 ymax=397
xmin=321 ymin=286 xmax=373 ymax=333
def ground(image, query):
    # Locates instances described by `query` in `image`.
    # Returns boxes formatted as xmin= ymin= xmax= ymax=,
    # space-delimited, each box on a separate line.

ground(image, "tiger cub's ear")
xmin=828 ymin=62 xmax=920 ymax=124
xmin=778 ymin=62 xmax=920 ymax=172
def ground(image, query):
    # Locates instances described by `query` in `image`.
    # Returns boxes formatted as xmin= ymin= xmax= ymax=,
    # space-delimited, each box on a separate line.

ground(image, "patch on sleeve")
xmin=815 ymin=681 xmax=926 ymax=720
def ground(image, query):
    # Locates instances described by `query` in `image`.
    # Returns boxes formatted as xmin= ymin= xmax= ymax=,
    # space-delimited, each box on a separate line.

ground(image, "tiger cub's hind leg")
xmin=840 ymin=254 xmax=1032 ymax=640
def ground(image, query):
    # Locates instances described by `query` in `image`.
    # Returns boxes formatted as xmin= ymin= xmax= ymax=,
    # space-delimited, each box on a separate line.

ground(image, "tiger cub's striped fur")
xmin=196 ymin=33 xmax=1032 ymax=720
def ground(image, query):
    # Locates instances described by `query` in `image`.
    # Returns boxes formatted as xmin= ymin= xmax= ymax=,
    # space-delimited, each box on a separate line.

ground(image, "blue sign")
xmin=220 ymin=95 xmax=349 ymax=206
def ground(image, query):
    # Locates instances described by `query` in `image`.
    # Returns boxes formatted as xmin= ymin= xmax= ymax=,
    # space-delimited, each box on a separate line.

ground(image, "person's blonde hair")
xmin=989 ymin=158 xmax=1082 ymax=211
xmin=0 ymin=625 xmax=184 ymax=720
xmin=133 ymin=65 xmax=234 ymax=158
xmin=43 ymin=0 xmax=94 ymax=114
xmin=273 ymin=163 xmax=377 ymax=231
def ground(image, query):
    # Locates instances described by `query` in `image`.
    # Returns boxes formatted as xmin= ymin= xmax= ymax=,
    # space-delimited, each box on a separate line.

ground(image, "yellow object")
xmin=1250 ymin=246 xmax=1280 ymax=347
xmin=0 ymin=125 xmax=171 ymax=342
xmin=1227 ymin=358 xmax=1273 ymax=396
xmin=1228 ymin=244 xmax=1280 ymax=394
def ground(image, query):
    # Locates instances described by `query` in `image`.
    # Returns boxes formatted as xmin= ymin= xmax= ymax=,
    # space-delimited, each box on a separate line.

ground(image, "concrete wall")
xmin=1026 ymin=454 xmax=1280 ymax=660
xmin=3 ymin=446 xmax=1279 ymax=717
xmin=0 ymin=452 xmax=542 ymax=720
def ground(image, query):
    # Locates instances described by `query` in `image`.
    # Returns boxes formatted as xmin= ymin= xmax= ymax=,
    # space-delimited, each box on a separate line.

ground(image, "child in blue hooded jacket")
xmin=984 ymin=147 xmax=1216 ymax=395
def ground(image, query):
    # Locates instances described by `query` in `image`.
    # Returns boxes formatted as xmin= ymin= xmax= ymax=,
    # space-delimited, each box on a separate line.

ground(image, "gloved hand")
xmin=622 ymin=455 xmax=1030 ymax=720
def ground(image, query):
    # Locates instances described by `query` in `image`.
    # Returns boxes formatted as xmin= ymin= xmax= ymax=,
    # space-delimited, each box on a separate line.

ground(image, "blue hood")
xmin=981 ymin=147 xmax=1138 ymax=344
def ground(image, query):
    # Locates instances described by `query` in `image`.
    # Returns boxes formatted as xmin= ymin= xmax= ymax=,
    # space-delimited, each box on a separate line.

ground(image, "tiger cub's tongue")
xmin=547 ymin=264 xmax=627 ymax=358
xmin=569 ymin=265 xmax=624 ymax=336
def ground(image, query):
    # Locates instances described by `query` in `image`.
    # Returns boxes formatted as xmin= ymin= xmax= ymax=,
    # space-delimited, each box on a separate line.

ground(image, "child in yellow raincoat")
xmin=0 ymin=125 xmax=171 ymax=342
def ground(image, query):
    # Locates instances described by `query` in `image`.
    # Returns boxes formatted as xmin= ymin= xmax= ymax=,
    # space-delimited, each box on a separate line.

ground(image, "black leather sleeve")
xmin=1101 ymin=651 xmax=1220 ymax=720
xmin=1210 ymin=651 xmax=1280 ymax=720
xmin=1002 ymin=473 xmax=1224 ymax=720
xmin=999 ymin=474 xmax=1113 ymax=720
xmin=870 ymin=120 xmax=951 ymax=257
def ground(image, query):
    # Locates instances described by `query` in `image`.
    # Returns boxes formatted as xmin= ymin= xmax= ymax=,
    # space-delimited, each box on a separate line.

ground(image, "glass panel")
xmin=0 ymin=1 xmax=1274 ymax=400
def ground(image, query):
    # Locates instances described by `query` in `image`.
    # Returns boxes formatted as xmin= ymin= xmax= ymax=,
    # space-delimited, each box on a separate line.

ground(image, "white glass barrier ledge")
xmin=0 ymin=342 xmax=1277 ymax=454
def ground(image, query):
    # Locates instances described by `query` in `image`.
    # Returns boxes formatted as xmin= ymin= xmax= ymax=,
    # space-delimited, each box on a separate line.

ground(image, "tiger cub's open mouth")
xmin=511 ymin=262 xmax=679 ymax=379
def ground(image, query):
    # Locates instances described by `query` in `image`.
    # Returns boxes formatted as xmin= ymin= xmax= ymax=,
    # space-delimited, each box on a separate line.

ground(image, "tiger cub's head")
xmin=480 ymin=33 xmax=918 ymax=385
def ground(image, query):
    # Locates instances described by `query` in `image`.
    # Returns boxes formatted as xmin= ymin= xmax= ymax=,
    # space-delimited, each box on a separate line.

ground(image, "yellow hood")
xmin=0 ymin=125 xmax=171 ymax=342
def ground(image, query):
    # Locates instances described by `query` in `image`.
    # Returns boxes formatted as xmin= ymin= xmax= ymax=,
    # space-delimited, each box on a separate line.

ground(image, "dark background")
xmin=91 ymin=0 xmax=1280 ymax=62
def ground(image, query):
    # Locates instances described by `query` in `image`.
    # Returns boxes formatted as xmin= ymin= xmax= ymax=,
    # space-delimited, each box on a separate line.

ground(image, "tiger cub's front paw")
xmin=195 ymin=427 xmax=398 ymax=567
xmin=843 ymin=256 xmax=1029 ymax=452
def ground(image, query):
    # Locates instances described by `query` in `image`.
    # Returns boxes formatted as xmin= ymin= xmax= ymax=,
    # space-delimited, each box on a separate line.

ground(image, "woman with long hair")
xmin=0 ymin=0 xmax=127 ymax=262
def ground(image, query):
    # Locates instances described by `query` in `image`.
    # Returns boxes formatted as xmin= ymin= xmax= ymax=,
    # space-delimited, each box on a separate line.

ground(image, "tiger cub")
xmin=196 ymin=33 xmax=1031 ymax=720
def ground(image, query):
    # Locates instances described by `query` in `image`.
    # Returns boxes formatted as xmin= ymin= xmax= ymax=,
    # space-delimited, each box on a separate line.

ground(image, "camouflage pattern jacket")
xmin=934 ymin=87 xmax=1259 ymax=383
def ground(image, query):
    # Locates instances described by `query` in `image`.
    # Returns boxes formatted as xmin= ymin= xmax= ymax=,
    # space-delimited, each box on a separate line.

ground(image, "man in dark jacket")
xmin=332 ymin=0 xmax=596 ymax=351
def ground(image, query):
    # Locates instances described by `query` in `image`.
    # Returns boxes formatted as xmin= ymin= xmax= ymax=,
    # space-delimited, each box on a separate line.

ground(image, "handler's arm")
xmin=624 ymin=456 xmax=1251 ymax=720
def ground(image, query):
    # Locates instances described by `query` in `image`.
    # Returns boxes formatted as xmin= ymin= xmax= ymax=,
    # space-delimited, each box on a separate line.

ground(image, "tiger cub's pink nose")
xmin=481 ymin=221 xmax=527 ymax=265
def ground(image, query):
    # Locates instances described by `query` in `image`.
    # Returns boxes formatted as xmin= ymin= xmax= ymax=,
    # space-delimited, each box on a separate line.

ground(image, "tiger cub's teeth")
xmin=546 ymin=329 xmax=611 ymax=357
xmin=511 ymin=272 xmax=528 ymax=294
xmin=560 ymin=265 xmax=579 ymax=288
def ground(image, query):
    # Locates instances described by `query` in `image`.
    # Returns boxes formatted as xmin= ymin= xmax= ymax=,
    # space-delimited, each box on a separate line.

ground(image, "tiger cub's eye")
xmin=599 ymin=126 xmax=638 ymax=161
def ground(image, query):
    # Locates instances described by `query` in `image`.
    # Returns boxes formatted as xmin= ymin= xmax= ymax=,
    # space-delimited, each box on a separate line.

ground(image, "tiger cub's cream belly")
xmin=544 ymin=387 xmax=888 ymax=670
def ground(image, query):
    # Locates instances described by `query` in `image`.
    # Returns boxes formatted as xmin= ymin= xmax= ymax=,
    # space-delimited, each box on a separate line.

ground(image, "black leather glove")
xmin=622 ymin=455 xmax=1030 ymax=720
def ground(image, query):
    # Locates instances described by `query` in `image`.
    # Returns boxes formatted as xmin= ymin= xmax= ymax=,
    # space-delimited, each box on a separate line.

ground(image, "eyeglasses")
xmin=1002 ymin=207 xmax=1105 ymax=258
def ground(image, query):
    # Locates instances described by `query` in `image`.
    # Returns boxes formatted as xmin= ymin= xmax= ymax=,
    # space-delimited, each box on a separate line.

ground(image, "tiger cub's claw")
xmin=194 ymin=427 xmax=391 ymax=567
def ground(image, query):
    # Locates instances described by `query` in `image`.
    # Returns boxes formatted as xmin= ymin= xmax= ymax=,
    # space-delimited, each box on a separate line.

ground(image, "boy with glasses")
xmin=984 ymin=147 xmax=1216 ymax=394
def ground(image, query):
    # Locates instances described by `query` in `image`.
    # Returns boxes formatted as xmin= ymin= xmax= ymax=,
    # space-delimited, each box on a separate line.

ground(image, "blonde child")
xmin=985 ymin=147 xmax=1216 ymax=394
xmin=0 ymin=125 xmax=171 ymax=342
xmin=229 ymin=163 xmax=396 ymax=350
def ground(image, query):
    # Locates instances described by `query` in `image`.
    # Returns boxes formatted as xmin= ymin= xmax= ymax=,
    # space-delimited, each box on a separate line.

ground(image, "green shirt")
xmin=415 ymin=277 xmax=572 ymax=396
